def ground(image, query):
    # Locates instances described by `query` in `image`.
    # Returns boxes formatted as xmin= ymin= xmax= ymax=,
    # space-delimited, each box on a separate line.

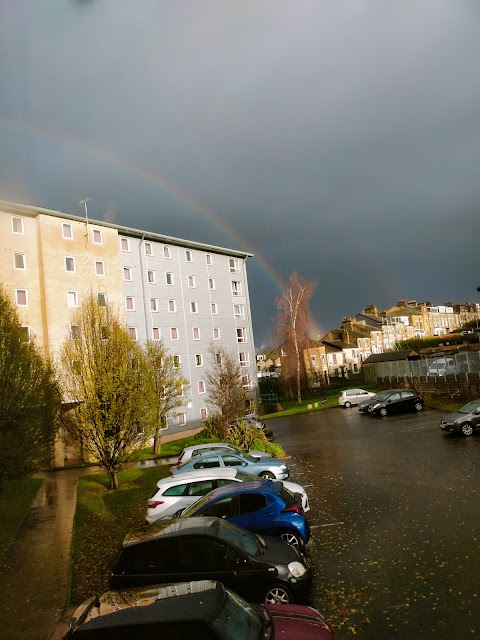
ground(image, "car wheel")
xmin=414 ymin=401 xmax=423 ymax=411
xmin=259 ymin=471 xmax=275 ymax=479
xmin=344 ymin=401 xmax=351 ymax=408
xmin=461 ymin=423 xmax=474 ymax=437
xmin=279 ymin=529 xmax=302 ymax=548
xmin=263 ymin=583 xmax=293 ymax=605
xmin=379 ymin=407 xmax=388 ymax=417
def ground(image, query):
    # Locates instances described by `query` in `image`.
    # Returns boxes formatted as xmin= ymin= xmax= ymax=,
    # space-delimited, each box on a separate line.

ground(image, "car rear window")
xmin=279 ymin=486 xmax=299 ymax=508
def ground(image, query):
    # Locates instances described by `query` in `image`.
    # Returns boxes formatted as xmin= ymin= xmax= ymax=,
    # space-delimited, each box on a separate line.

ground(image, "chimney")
xmin=397 ymin=300 xmax=407 ymax=307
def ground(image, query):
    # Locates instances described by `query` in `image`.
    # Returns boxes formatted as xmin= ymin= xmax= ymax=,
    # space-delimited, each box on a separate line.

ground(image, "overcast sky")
xmin=1 ymin=1 xmax=480 ymax=346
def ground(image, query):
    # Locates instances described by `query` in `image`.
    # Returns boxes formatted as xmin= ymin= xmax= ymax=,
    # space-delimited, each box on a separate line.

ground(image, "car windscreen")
xmin=211 ymin=588 xmax=263 ymax=640
xmin=234 ymin=470 xmax=258 ymax=482
xmin=214 ymin=519 xmax=259 ymax=556
xmin=458 ymin=401 xmax=480 ymax=414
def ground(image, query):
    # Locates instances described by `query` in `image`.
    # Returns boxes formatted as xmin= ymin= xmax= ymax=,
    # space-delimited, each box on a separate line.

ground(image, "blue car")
xmin=178 ymin=480 xmax=310 ymax=548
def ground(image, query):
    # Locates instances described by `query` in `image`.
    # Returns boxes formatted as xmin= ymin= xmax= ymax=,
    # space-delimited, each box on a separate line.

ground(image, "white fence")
xmin=375 ymin=351 xmax=480 ymax=381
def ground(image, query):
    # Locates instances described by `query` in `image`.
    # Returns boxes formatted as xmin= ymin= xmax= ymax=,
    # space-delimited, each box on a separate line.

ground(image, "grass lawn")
xmin=0 ymin=477 xmax=43 ymax=561
xmin=70 ymin=465 xmax=170 ymax=605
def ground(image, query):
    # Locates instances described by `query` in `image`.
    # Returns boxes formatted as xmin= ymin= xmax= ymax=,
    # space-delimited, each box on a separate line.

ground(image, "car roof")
xmin=156 ymin=467 xmax=238 ymax=486
xmin=181 ymin=443 xmax=233 ymax=454
xmin=74 ymin=581 xmax=225 ymax=632
xmin=195 ymin=479 xmax=281 ymax=501
xmin=124 ymin=516 xmax=233 ymax=547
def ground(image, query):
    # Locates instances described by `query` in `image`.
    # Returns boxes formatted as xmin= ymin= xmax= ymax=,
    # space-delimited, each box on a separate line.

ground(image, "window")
xmin=229 ymin=257 xmax=240 ymax=273
xmin=160 ymin=415 xmax=168 ymax=430
xmin=144 ymin=241 xmax=153 ymax=256
xmin=92 ymin=228 xmax=103 ymax=244
xmin=20 ymin=326 xmax=30 ymax=343
xmin=211 ymin=302 xmax=218 ymax=315
xmin=198 ymin=380 xmax=206 ymax=394
xmin=152 ymin=327 xmax=160 ymax=341
xmin=239 ymin=352 xmax=250 ymax=367
xmin=213 ymin=327 xmax=220 ymax=340
xmin=173 ymin=355 xmax=181 ymax=367
xmin=70 ymin=325 xmax=80 ymax=340
xmin=150 ymin=298 xmax=159 ymax=312
xmin=241 ymin=375 xmax=252 ymax=390
xmin=14 ymin=253 xmax=26 ymax=270
xmin=163 ymin=245 xmax=172 ymax=259
xmin=170 ymin=327 xmax=178 ymax=340
xmin=168 ymin=299 xmax=176 ymax=313
xmin=123 ymin=267 xmax=132 ymax=281
xmin=215 ymin=352 xmax=222 ymax=365
xmin=15 ymin=289 xmax=28 ymax=307
xmin=147 ymin=269 xmax=155 ymax=284
xmin=95 ymin=261 xmax=105 ymax=276
xmin=193 ymin=327 xmax=200 ymax=340
xmin=128 ymin=327 xmax=137 ymax=341
xmin=208 ymin=278 xmax=215 ymax=290
xmin=190 ymin=301 xmax=198 ymax=313
xmin=195 ymin=354 xmax=203 ymax=367
xmin=206 ymin=253 xmax=213 ymax=266
xmin=97 ymin=293 xmax=107 ymax=307
xmin=120 ymin=237 xmax=130 ymax=251
xmin=67 ymin=290 xmax=78 ymax=307
xmin=100 ymin=325 xmax=109 ymax=340
xmin=231 ymin=281 xmax=242 ymax=296
xmin=12 ymin=217 xmax=24 ymax=234
xmin=188 ymin=275 xmax=196 ymax=288
xmin=176 ymin=385 xmax=184 ymax=397
xmin=166 ymin=272 xmax=174 ymax=285
xmin=178 ymin=413 xmax=186 ymax=426
xmin=236 ymin=328 xmax=247 ymax=343
xmin=234 ymin=304 xmax=245 ymax=319
xmin=125 ymin=297 xmax=135 ymax=311
xmin=65 ymin=256 xmax=76 ymax=273
xmin=62 ymin=222 xmax=73 ymax=239
xmin=185 ymin=249 xmax=193 ymax=262
xmin=200 ymin=407 xmax=207 ymax=420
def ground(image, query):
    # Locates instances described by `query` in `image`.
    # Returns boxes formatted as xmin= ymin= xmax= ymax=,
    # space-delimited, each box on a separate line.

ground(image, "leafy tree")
xmin=61 ymin=294 xmax=157 ymax=489
xmin=205 ymin=344 xmax=248 ymax=437
xmin=143 ymin=340 xmax=189 ymax=455
xmin=0 ymin=285 xmax=61 ymax=490
xmin=273 ymin=272 xmax=316 ymax=403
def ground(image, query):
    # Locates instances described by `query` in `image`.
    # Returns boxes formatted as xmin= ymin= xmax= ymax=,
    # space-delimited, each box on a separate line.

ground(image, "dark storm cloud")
xmin=1 ymin=1 xmax=480 ymax=346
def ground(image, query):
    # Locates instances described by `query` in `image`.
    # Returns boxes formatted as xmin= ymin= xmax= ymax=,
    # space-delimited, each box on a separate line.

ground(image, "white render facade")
xmin=0 ymin=201 xmax=259 ymax=437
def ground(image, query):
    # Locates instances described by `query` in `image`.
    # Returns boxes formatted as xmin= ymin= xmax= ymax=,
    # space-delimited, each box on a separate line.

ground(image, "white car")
xmin=338 ymin=388 xmax=375 ymax=408
xmin=177 ymin=442 xmax=270 ymax=465
xmin=146 ymin=467 xmax=310 ymax=523
xmin=427 ymin=357 xmax=457 ymax=377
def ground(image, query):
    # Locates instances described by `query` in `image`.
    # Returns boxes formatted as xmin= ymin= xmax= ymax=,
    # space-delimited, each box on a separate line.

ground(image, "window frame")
xmin=14 ymin=253 xmax=26 ymax=270
xmin=15 ymin=289 xmax=28 ymax=307
xmin=92 ymin=228 xmax=103 ymax=244
xmin=95 ymin=260 xmax=105 ymax=276
xmin=67 ymin=290 xmax=78 ymax=308
xmin=65 ymin=256 xmax=76 ymax=273
xmin=62 ymin=222 xmax=73 ymax=239
xmin=120 ymin=237 xmax=130 ymax=252
xmin=125 ymin=296 xmax=135 ymax=311
xmin=12 ymin=216 xmax=24 ymax=234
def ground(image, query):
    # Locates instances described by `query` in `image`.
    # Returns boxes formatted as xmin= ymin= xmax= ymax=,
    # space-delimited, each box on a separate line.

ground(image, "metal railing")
xmin=374 ymin=351 xmax=480 ymax=381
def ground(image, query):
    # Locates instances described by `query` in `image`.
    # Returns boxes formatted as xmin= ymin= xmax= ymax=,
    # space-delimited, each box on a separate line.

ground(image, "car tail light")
xmin=283 ymin=505 xmax=303 ymax=515
xmin=147 ymin=500 xmax=164 ymax=509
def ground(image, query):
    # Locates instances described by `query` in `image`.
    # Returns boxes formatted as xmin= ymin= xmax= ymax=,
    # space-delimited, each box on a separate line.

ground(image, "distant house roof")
xmin=362 ymin=350 xmax=419 ymax=364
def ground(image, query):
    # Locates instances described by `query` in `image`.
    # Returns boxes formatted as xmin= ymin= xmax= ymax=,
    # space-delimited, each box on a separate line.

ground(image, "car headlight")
xmin=288 ymin=561 xmax=307 ymax=578
xmin=373 ymin=403 xmax=381 ymax=409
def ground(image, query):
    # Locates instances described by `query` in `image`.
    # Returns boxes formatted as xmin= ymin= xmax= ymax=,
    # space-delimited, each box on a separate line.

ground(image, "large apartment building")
xmin=0 ymin=201 xmax=258 ymax=442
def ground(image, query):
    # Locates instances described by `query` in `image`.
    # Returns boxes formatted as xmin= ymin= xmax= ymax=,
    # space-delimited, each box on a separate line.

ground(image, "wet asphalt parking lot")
xmin=269 ymin=406 xmax=480 ymax=640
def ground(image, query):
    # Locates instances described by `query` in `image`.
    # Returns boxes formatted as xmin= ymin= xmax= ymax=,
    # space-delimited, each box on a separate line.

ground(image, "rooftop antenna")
xmin=79 ymin=198 xmax=91 ymax=243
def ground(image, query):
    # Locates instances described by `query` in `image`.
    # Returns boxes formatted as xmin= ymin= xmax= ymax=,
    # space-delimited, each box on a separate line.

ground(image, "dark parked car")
xmin=110 ymin=516 xmax=313 ymax=605
xmin=358 ymin=390 xmax=393 ymax=413
xmin=178 ymin=480 xmax=309 ymax=548
xmin=440 ymin=399 xmax=480 ymax=436
xmin=64 ymin=580 xmax=336 ymax=640
xmin=367 ymin=389 xmax=424 ymax=417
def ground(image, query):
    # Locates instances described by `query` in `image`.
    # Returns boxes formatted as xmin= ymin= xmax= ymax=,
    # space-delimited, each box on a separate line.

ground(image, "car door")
xmin=400 ymin=390 xmax=416 ymax=411
xmin=191 ymin=455 xmax=222 ymax=470
xmin=196 ymin=495 xmax=241 ymax=520
xmin=471 ymin=405 xmax=480 ymax=429
xmin=110 ymin=538 xmax=181 ymax=588
xmin=177 ymin=536 xmax=269 ymax=602
xmin=385 ymin=391 xmax=402 ymax=413
xmin=355 ymin=389 xmax=370 ymax=403
xmin=222 ymin=454 xmax=248 ymax=469
xmin=228 ymin=493 xmax=273 ymax=535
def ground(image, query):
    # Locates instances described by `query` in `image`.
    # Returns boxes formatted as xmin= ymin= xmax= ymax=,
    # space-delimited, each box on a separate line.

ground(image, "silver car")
xmin=170 ymin=451 xmax=289 ymax=480
xmin=440 ymin=399 xmax=480 ymax=436
xmin=177 ymin=442 xmax=269 ymax=464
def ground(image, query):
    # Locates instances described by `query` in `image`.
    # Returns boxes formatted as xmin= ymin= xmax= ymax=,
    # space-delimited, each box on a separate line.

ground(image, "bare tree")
xmin=0 ymin=285 xmax=61 ymax=489
xmin=143 ymin=340 xmax=189 ymax=455
xmin=61 ymin=294 xmax=157 ymax=489
xmin=273 ymin=272 xmax=316 ymax=404
xmin=205 ymin=344 xmax=248 ymax=437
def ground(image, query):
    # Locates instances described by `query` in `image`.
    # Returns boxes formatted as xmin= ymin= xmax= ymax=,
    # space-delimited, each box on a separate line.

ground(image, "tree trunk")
xmin=153 ymin=428 xmax=161 ymax=455
xmin=108 ymin=470 xmax=119 ymax=490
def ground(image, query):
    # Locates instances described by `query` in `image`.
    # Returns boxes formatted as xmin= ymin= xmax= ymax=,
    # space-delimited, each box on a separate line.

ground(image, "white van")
xmin=427 ymin=357 xmax=456 ymax=376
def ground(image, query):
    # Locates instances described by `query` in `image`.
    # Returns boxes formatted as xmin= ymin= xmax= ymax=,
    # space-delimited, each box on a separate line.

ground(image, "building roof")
xmin=362 ymin=350 xmax=419 ymax=364
xmin=0 ymin=200 xmax=253 ymax=259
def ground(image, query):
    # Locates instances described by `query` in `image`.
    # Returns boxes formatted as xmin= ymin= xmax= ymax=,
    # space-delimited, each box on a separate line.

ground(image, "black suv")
xmin=110 ymin=516 xmax=313 ymax=605
xmin=367 ymin=389 xmax=424 ymax=417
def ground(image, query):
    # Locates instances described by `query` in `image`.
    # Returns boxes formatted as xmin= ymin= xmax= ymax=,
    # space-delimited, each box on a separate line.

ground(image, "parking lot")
xmin=269 ymin=406 xmax=480 ymax=639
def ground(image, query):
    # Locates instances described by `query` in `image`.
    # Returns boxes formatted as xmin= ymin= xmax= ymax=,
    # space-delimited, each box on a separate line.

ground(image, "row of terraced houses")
xmin=0 ymin=201 xmax=259 ymax=464
xmin=258 ymin=302 xmax=480 ymax=383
